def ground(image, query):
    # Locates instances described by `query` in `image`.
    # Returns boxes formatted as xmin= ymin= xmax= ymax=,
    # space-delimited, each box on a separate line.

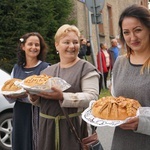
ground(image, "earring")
xmin=56 ymin=51 xmax=59 ymax=54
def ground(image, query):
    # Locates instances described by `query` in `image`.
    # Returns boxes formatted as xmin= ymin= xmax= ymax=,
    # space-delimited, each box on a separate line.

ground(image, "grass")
xmin=99 ymin=88 xmax=111 ymax=98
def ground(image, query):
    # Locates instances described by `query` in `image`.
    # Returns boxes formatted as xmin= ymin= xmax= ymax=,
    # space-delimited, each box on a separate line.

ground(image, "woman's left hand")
xmin=37 ymin=86 xmax=63 ymax=101
xmin=119 ymin=116 xmax=139 ymax=131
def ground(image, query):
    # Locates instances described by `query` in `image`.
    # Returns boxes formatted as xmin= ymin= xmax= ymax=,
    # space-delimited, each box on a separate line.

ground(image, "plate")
xmin=82 ymin=101 xmax=131 ymax=127
xmin=0 ymin=88 xmax=26 ymax=96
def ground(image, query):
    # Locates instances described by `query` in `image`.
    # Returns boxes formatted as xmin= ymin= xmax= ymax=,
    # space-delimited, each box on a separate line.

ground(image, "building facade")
xmin=73 ymin=0 xmax=149 ymax=65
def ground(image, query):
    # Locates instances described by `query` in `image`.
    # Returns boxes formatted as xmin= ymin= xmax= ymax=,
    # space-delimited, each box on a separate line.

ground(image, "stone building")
xmin=72 ymin=0 xmax=149 ymax=65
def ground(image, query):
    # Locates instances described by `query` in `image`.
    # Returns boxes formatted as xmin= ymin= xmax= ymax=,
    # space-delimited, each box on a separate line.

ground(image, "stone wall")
xmin=73 ymin=0 xmax=148 ymax=64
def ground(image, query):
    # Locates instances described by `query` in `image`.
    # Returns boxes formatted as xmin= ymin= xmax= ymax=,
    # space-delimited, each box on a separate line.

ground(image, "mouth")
xmin=30 ymin=49 xmax=38 ymax=53
xmin=66 ymin=50 xmax=76 ymax=54
xmin=131 ymin=41 xmax=140 ymax=47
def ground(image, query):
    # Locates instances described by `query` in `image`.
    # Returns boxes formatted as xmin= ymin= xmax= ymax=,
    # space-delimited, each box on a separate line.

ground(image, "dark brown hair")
xmin=118 ymin=4 xmax=150 ymax=73
xmin=17 ymin=32 xmax=48 ymax=66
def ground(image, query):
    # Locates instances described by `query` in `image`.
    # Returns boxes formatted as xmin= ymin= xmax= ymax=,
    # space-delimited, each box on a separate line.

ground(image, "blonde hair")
xmin=54 ymin=24 xmax=81 ymax=43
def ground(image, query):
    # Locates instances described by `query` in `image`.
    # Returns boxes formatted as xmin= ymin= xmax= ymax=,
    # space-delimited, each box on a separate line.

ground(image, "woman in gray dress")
xmin=111 ymin=4 xmax=150 ymax=150
xmin=29 ymin=24 xmax=100 ymax=150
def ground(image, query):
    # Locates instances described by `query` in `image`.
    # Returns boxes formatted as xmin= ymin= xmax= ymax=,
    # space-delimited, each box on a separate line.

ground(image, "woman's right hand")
xmin=37 ymin=86 xmax=64 ymax=101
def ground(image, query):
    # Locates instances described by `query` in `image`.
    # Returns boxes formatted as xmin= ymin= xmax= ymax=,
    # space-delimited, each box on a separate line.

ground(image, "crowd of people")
xmin=2 ymin=3 xmax=150 ymax=150
xmin=97 ymin=38 xmax=120 ymax=89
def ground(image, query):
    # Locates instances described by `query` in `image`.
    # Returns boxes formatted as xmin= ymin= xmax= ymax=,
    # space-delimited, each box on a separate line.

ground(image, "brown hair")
xmin=17 ymin=32 xmax=48 ymax=66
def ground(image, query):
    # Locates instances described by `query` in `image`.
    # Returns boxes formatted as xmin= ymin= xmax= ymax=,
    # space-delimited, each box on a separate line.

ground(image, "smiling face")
xmin=122 ymin=17 xmax=150 ymax=53
xmin=22 ymin=35 xmax=40 ymax=59
xmin=55 ymin=31 xmax=80 ymax=61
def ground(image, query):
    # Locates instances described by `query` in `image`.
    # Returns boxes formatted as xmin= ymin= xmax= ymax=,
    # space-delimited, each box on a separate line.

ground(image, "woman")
xmin=29 ymin=24 xmax=100 ymax=150
xmin=4 ymin=32 xmax=50 ymax=150
xmin=111 ymin=4 xmax=150 ymax=150
xmin=97 ymin=43 xmax=110 ymax=89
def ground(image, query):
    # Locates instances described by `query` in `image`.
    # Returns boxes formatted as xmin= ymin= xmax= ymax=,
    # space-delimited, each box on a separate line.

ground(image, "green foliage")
xmin=0 ymin=0 xmax=75 ymax=73
xmin=99 ymin=89 xmax=111 ymax=98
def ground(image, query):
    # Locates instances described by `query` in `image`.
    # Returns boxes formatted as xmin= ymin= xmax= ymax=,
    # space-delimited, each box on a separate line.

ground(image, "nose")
xmin=130 ymin=32 xmax=137 ymax=40
xmin=32 ymin=44 xmax=37 ymax=49
xmin=69 ymin=42 xmax=74 ymax=48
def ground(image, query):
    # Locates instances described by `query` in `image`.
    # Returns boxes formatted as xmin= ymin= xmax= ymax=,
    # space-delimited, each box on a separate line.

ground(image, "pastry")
xmin=91 ymin=96 xmax=141 ymax=120
xmin=2 ymin=78 xmax=22 ymax=91
xmin=23 ymin=74 xmax=51 ymax=87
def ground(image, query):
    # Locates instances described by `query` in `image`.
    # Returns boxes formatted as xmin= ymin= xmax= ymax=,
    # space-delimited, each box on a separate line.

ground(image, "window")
xmin=107 ymin=5 xmax=114 ymax=37
xmin=99 ymin=11 xmax=104 ymax=35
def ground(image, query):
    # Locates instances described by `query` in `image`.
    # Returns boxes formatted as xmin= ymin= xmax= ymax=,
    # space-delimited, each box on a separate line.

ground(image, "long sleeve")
xmin=135 ymin=110 xmax=150 ymax=135
xmin=61 ymin=71 xmax=100 ymax=108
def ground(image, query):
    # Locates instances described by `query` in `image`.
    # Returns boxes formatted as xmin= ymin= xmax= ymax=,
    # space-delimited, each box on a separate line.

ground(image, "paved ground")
xmin=97 ymin=79 xmax=115 ymax=150
xmin=97 ymin=126 xmax=115 ymax=150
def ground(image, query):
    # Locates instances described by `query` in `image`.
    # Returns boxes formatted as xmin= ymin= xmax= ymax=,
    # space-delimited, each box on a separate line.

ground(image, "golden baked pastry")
xmin=2 ymin=78 xmax=22 ymax=91
xmin=91 ymin=96 xmax=141 ymax=120
xmin=23 ymin=74 xmax=51 ymax=87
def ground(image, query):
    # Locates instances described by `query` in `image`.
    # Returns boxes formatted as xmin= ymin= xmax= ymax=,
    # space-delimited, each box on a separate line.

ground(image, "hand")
xmin=119 ymin=116 xmax=139 ymax=131
xmin=28 ymin=94 xmax=40 ymax=102
xmin=37 ymin=86 xmax=63 ymax=101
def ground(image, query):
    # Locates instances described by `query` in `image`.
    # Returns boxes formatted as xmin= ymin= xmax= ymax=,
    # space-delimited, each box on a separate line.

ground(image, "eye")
xmin=134 ymin=28 xmax=142 ymax=33
xmin=28 ymin=43 xmax=32 ymax=46
xmin=35 ymin=43 xmax=40 ymax=47
xmin=73 ymin=41 xmax=79 ymax=44
xmin=123 ymin=31 xmax=129 ymax=35
xmin=63 ymin=41 xmax=69 ymax=44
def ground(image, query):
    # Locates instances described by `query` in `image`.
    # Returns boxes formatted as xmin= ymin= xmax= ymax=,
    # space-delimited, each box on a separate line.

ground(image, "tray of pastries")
xmin=1 ymin=78 xmax=26 ymax=96
xmin=15 ymin=74 xmax=71 ymax=94
xmin=82 ymin=96 xmax=141 ymax=127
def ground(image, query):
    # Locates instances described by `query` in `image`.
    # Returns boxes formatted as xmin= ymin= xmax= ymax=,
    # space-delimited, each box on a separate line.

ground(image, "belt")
xmin=40 ymin=111 xmax=82 ymax=150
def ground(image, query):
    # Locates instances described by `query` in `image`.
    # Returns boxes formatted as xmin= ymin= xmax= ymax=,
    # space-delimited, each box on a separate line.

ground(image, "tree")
xmin=0 ymin=0 xmax=75 ymax=73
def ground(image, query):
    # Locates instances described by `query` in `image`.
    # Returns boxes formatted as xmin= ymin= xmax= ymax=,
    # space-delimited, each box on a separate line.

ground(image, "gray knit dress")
xmin=111 ymin=56 xmax=150 ymax=150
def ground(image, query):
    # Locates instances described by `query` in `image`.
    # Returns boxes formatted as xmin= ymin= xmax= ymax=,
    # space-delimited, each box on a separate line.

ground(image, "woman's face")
xmin=22 ymin=36 xmax=40 ymax=59
xmin=55 ymin=31 xmax=80 ymax=60
xmin=122 ymin=17 xmax=150 ymax=53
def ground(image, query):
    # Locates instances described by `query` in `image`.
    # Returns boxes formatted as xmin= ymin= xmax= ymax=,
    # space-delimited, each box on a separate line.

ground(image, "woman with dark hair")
xmin=111 ymin=4 xmax=150 ymax=150
xmin=3 ymin=32 xmax=50 ymax=150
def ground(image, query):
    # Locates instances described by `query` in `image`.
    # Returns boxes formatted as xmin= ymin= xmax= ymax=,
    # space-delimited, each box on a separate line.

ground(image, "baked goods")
xmin=91 ymin=96 xmax=141 ymax=120
xmin=23 ymin=74 xmax=51 ymax=87
xmin=2 ymin=78 xmax=22 ymax=91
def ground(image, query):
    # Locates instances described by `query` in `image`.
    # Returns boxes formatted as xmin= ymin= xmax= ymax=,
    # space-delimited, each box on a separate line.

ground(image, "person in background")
xmin=29 ymin=24 xmax=100 ymax=150
xmin=86 ymin=39 xmax=91 ymax=56
xmin=111 ymin=4 xmax=150 ymax=150
xmin=3 ymin=32 xmax=50 ymax=150
xmin=108 ymin=38 xmax=120 ymax=70
xmin=78 ymin=37 xmax=91 ymax=60
xmin=97 ymin=43 xmax=110 ymax=89
xmin=78 ymin=37 xmax=87 ymax=60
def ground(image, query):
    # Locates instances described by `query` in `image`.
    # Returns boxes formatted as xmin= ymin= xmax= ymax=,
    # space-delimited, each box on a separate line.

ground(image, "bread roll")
xmin=91 ymin=96 xmax=141 ymax=120
xmin=2 ymin=78 xmax=22 ymax=91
